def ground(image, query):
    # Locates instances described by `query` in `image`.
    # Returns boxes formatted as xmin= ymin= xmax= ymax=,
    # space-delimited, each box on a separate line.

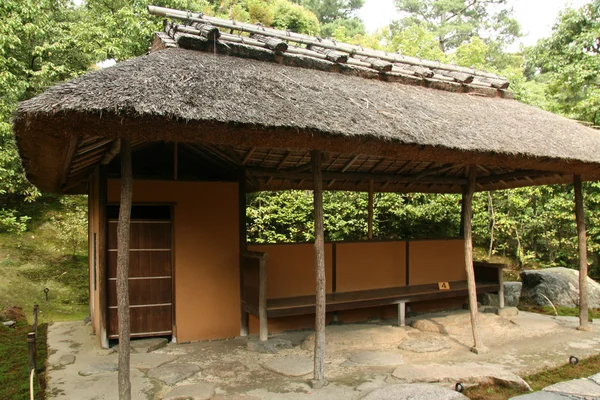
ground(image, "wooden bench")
xmin=240 ymin=251 xmax=503 ymax=340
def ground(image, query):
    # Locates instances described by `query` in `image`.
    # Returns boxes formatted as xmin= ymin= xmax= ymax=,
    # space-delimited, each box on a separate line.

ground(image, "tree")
xmin=527 ymin=1 xmax=600 ymax=124
xmin=393 ymin=0 xmax=520 ymax=52
xmin=293 ymin=0 xmax=364 ymax=24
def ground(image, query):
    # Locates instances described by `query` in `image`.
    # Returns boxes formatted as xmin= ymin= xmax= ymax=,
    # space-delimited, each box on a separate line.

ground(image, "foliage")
xmin=393 ymin=0 xmax=521 ymax=52
xmin=526 ymin=1 xmax=600 ymax=124
xmin=293 ymin=0 xmax=364 ymax=24
xmin=46 ymin=196 xmax=87 ymax=258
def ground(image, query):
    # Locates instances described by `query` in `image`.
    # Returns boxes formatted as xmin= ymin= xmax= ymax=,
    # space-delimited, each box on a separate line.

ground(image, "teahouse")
xmin=13 ymin=5 xmax=600 ymax=382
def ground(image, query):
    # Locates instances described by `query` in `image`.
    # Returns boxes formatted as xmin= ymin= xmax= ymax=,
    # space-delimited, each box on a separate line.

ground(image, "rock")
xmin=398 ymin=337 xmax=450 ymax=353
xmin=301 ymin=325 xmax=408 ymax=352
xmin=247 ymin=338 xmax=292 ymax=354
xmin=212 ymin=396 xmax=261 ymax=400
xmin=589 ymin=372 xmax=600 ymax=385
xmin=96 ymin=347 xmax=116 ymax=356
xmin=360 ymin=383 xmax=468 ymax=399
xmin=510 ymin=392 xmax=573 ymax=399
xmin=497 ymin=307 xmax=519 ymax=317
xmin=59 ymin=354 xmax=76 ymax=365
xmin=78 ymin=362 xmax=118 ymax=376
xmin=480 ymin=293 xmax=500 ymax=307
xmin=343 ymin=351 xmax=404 ymax=366
xmin=162 ymin=382 xmax=216 ymax=400
xmin=505 ymin=282 xmax=523 ymax=307
xmin=482 ymin=306 xmax=499 ymax=314
xmin=392 ymin=363 xmax=531 ymax=391
xmin=130 ymin=338 xmax=168 ymax=353
xmin=130 ymin=353 xmax=176 ymax=370
xmin=2 ymin=320 xmax=16 ymax=327
xmin=203 ymin=361 xmax=247 ymax=378
xmin=520 ymin=268 xmax=600 ymax=308
xmin=543 ymin=378 xmax=600 ymax=397
xmin=261 ymin=356 xmax=313 ymax=377
xmin=147 ymin=363 xmax=201 ymax=385
xmin=0 ymin=306 xmax=25 ymax=321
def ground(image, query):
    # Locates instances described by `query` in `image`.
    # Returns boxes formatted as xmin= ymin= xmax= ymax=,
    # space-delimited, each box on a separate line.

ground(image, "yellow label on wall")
xmin=438 ymin=282 xmax=450 ymax=290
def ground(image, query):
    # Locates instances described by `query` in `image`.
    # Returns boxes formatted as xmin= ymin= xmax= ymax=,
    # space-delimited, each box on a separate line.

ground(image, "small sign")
xmin=438 ymin=282 xmax=450 ymax=290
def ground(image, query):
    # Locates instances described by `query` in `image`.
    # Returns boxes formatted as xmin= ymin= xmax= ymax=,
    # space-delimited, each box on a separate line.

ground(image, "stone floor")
xmin=46 ymin=310 xmax=600 ymax=399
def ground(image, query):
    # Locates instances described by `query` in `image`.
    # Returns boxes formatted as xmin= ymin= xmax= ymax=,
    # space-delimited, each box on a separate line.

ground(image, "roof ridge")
xmin=147 ymin=5 xmax=510 ymax=91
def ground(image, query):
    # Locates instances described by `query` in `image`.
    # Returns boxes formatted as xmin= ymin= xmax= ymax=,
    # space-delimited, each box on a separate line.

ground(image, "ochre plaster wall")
xmin=247 ymin=243 xmax=333 ymax=298
xmin=108 ymin=179 xmax=239 ymax=342
xmin=409 ymin=239 xmax=466 ymax=285
xmin=336 ymin=241 xmax=406 ymax=292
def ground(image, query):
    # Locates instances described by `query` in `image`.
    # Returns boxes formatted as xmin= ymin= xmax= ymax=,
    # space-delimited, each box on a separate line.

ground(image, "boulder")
xmin=504 ymin=282 xmax=523 ymax=307
xmin=361 ymin=383 xmax=468 ymax=399
xmin=520 ymin=268 xmax=600 ymax=308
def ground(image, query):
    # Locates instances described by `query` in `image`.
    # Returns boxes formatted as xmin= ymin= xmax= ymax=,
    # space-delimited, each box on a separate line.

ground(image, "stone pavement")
xmin=510 ymin=373 xmax=600 ymax=399
xmin=45 ymin=311 xmax=600 ymax=399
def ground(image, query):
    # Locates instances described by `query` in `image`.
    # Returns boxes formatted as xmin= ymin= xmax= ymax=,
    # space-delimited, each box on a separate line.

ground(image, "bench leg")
xmin=398 ymin=301 xmax=406 ymax=327
xmin=259 ymin=311 xmax=268 ymax=342
xmin=240 ymin=309 xmax=249 ymax=337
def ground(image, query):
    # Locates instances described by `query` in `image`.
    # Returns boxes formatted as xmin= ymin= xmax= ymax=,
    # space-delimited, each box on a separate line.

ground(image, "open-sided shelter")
xmin=13 ymin=5 xmax=600 ymax=382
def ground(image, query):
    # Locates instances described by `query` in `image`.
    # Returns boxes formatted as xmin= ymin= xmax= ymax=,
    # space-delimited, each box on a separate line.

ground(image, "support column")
xmin=574 ymin=175 xmax=590 ymax=331
xmin=239 ymin=169 xmax=249 ymax=337
xmin=462 ymin=166 xmax=487 ymax=354
xmin=117 ymin=140 xmax=133 ymax=400
xmin=311 ymin=150 xmax=327 ymax=388
xmin=98 ymin=166 xmax=109 ymax=349
xmin=258 ymin=256 xmax=268 ymax=341
xmin=367 ymin=179 xmax=374 ymax=240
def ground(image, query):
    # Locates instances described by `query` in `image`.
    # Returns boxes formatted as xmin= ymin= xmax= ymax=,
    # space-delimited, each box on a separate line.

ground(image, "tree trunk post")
xmin=367 ymin=179 xmax=374 ymax=240
xmin=463 ymin=166 xmax=488 ymax=354
xmin=311 ymin=150 xmax=327 ymax=388
xmin=117 ymin=140 xmax=133 ymax=399
xmin=574 ymin=175 xmax=590 ymax=331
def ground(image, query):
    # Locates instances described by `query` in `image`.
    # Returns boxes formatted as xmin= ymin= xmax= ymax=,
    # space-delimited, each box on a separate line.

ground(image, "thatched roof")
xmin=13 ymin=10 xmax=600 ymax=194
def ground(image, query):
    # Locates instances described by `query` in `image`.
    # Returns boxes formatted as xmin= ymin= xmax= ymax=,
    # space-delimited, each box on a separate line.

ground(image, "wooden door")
xmin=107 ymin=205 xmax=173 ymax=339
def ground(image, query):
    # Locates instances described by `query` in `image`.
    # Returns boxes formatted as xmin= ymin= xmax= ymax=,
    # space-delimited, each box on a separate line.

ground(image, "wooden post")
xmin=463 ymin=166 xmax=487 ymax=354
xmin=27 ymin=332 xmax=36 ymax=375
xmin=574 ymin=175 xmax=590 ymax=331
xmin=259 ymin=257 xmax=268 ymax=341
xmin=239 ymin=169 xmax=249 ymax=337
xmin=98 ymin=166 xmax=109 ymax=349
xmin=311 ymin=150 xmax=327 ymax=388
xmin=117 ymin=140 xmax=133 ymax=400
xmin=498 ymin=268 xmax=505 ymax=309
xmin=367 ymin=179 xmax=374 ymax=240
xmin=32 ymin=304 xmax=39 ymax=334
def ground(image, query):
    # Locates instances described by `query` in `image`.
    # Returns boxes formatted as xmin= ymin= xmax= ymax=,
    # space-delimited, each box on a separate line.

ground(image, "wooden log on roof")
xmin=167 ymin=22 xmax=219 ymax=41
xmin=251 ymin=34 xmax=288 ymax=53
xmin=473 ymin=77 xmax=510 ymax=90
xmin=306 ymin=45 xmax=348 ymax=63
xmin=398 ymin=63 xmax=434 ymax=78
xmin=148 ymin=5 xmax=509 ymax=84
xmin=434 ymin=69 xmax=474 ymax=84
xmin=354 ymin=56 xmax=393 ymax=72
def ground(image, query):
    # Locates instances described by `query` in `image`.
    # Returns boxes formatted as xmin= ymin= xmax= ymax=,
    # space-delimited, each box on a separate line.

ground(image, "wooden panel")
xmin=108 ymin=305 xmax=172 ymax=337
xmin=247 ymin=243 xmax=333 ymax=298
xmin=108 ymin=278 xmax=172 ymax=306
xmin=409 ymin=239 xmax=466 ymax=285
xmin=336 ymin=241 xmax=406 ymax=292
xmin=108 ymin=251 xmax=172 ymax=278
xmin=108 ymin=221 xmax=172 ymax=250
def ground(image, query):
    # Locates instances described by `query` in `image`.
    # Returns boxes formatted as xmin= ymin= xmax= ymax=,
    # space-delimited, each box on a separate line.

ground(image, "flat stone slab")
xmin=162 ymin=382 xmax=216 ymax=400
xmin=497 ymin=307 xmax=519 ymax=317
xmin=203 ymin=360 xmax=247 ymax=378
xmin=544 ymin=378 xmax=600 ymax=397
xmin=148 ymin=363 xmax=201 ymax=385
xmin=78 ymin=362 xmax=118 ymax=376
xmin=247 ymin=338 xmax=292 ymax=354
xmin=361 ymin=383 xmax=468 ymax=399
xmin=392 ymin=363 xmax=530 ymax=391
xmin=343 ymin=351 xmax=404 ymax=366
xmin=589 ymin=373 xmax=600 ymax=385
xmin=130 ymin=338 xmax=168 ymax=353
xmin=398 ymin=337 xmax=450 ymax=353
xmin=131 ymin=353 xmax=176 ymax=370
xmin=59 ymin=354 xmax=76 ymax=365
xmin=302 ymin=325 xmax=408 ymax=352
xmin=510 ymin=392 xmax=573 ymax=399
xmin=261 ymin=356 xmax=313 ymax=377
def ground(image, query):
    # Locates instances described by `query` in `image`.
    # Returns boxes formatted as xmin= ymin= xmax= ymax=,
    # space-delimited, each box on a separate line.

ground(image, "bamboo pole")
xmin=117 ymin=140 xmax=133 ymax=400
xmin=463 ymin=166 xmax=488 ymax=354
xmin=367 ymin=179 xmax=373 ymax=240
xmin=574 ymin=175 xmax=590 ymax=331
xmin=148 ymin=5 xmax=507 ymax=83
xmin=311 ymin=150 xmax=327 ymax=388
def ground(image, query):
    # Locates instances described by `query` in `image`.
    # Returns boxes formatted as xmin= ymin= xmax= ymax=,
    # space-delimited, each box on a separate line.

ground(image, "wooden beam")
xmin=574 ymin=175 xmax=590 ymax=331
xmin=477 ymin=170 xmax=558 ymax=185
xmin=242 ymin=147 xmax=256 ymax=165
xmin=463 ymin=166 xmax=488 ymax=354
xmin=368 ymin=179 xmax=374 ymax=240
xmin=276 ymin=151 xmax=292 ymax=169
xmin=341 ymin=154 xmax=360 ymax=172
xmin=60 ymin=137 xmax=79 ymax=187
xmin=311 ymin=150 xmax=327 ymax=388
xmin=117 ymin=140 xmax=133 ymax=399
xmin=246 ymin=168 xmax=466 ymax=185
xmin=76 ymin=138 xmax=113 ymax=155
xmin=98 ymin=166 xmax=109 ymax=349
